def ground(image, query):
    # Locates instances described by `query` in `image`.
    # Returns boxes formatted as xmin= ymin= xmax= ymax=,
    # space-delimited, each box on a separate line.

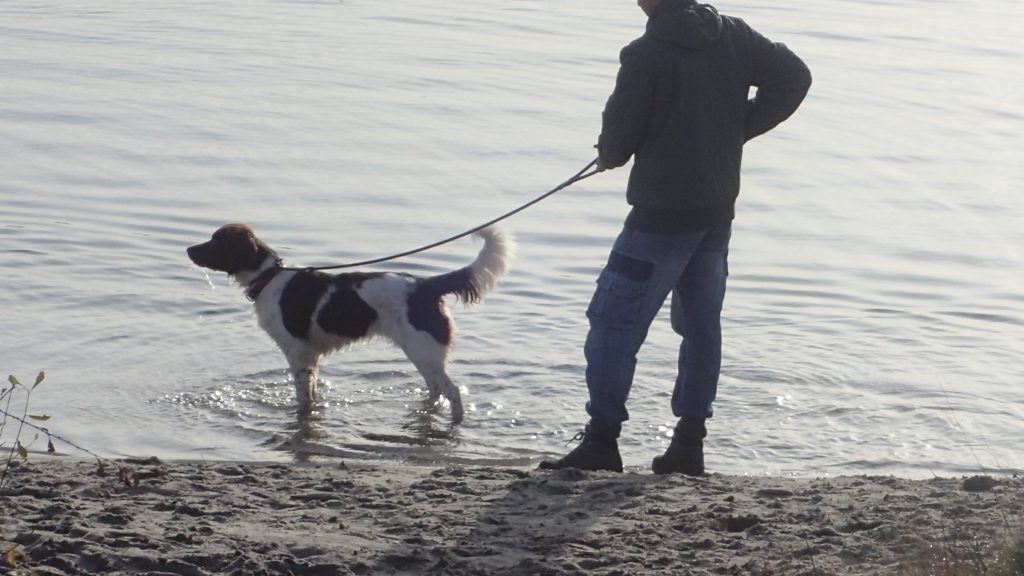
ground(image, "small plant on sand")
xmin=987 ymin=536 xmax=1024 ymax=576
xmin=2 ymin=372 xmax=150 ymax=490
xmin=1 ymin=371 xmax=53 ymax=490
xmin=1 ymin=371 xmax=54 ymax=574
xmin=900 ymin=507 xmax=1024 ymax=576
xmin=2 ymin=372 xmax=156 ymax=574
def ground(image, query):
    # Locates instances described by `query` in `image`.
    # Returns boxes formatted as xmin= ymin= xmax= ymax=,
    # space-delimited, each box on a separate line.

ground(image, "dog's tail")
xmin=419 ymin=226 xmax=512 ymax=305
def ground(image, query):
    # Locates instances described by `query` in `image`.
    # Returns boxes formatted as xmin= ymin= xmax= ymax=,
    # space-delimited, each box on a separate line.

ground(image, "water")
xmin=2 ymin=0 xmax=1021 ymax=477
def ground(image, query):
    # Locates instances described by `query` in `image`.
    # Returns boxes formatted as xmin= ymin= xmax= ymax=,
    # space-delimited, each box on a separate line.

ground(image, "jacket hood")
xmin=646 ymin=0 xmax=723 ymax=50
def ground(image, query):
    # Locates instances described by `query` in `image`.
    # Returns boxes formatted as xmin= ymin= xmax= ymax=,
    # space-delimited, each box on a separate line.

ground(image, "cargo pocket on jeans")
xmin=586 ymin=268 xmax=647 ymax=330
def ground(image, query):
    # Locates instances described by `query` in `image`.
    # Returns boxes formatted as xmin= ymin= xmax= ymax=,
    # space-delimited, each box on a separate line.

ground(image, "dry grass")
xmin=900 ymin=513 xmax=1024 ymax=576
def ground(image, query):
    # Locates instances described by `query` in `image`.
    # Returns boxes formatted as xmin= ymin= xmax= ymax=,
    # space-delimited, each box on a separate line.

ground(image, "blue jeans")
xmin=584 ymin=223 xmax=731 ymax=426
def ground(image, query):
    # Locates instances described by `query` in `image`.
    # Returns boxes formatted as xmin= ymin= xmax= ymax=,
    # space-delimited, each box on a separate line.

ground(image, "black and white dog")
xmin=187 ymin=223 xmax=510 ymax=423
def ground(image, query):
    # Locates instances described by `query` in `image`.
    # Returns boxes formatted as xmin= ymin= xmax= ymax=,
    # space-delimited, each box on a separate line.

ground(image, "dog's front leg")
xmin=287 ymin=352 xmax=320 ymax=408
xmin=292 ymin=366 xmax=318 ymax=407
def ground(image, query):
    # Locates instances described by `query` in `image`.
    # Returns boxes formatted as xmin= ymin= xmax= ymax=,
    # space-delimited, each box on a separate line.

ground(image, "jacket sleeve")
xmin=597 ymin=43 xmax=656 ymax=169
xmin=744 ymin=28 xmax=811 ymax=142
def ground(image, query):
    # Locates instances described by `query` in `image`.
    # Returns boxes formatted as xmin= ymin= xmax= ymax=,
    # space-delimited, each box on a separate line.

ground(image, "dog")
xmin=187 ymin=223 xmax=510 ymax=423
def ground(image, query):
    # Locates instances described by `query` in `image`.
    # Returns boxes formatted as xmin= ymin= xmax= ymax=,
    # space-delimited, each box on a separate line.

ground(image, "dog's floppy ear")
xmin=243 ymin=233 xmax=276 ymax=270
xmin=229 ymin=224 xmax=266 ymax=269
xmin=226 ymin=224 xmax=257 ymax=257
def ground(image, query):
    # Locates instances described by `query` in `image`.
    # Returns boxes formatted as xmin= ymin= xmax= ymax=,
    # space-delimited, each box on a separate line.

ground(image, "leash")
xmin=282 ymin=158 xmax=600 ymax=272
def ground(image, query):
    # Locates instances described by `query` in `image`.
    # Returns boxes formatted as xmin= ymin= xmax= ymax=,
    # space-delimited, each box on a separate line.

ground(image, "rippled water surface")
xmin=2 ymin=0 xmax=1021 ymax=476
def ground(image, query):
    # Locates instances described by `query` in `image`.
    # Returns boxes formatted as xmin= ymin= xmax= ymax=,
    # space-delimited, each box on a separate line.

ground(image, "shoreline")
xmin=3 ymin=457 xmax=1022 ymax=575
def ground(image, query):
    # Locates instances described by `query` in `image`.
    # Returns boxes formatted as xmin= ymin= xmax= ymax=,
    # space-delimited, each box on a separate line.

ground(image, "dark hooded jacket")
xmin=597 ymin=0 xmax=811 ymax=232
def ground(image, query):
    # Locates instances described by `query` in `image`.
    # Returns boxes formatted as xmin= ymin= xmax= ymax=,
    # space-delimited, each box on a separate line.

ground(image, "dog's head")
xmin=187 ymin=223 xmax=277 ymax=275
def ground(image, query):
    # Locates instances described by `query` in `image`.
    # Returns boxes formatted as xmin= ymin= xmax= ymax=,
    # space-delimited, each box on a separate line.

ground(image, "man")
xmin=541 ymin=0 xmax=811 ymax=474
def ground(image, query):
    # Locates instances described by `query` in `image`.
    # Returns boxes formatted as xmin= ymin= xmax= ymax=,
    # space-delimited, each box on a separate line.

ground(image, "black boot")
xmin=539 ymin=420 xmax=623 ymax=472
xmin=651 ymin=417 xmax=706 ymax=476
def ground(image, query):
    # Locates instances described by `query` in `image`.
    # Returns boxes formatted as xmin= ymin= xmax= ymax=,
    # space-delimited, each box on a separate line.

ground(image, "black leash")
xmin=283 ymin=158 xmax=600 ymax=272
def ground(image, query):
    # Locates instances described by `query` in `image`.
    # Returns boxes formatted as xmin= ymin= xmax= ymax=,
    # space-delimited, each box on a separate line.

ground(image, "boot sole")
xmin=651 ymin=455 xmax=703 ymax=476
xmin=539 ymin=460 xmax=622 ymax=473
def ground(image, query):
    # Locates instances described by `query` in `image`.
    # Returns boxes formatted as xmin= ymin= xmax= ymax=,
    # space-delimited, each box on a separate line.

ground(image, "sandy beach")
xmin=2 ymin=457 xmax=1021 ymax=575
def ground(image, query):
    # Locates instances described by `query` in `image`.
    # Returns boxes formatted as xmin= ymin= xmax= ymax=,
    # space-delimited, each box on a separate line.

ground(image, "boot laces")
xmin=565 ymin=430 xmax=586 ymax=446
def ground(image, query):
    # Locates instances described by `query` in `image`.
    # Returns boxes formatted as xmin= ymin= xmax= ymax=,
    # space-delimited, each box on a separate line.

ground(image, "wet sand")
xmin=2 ymin=458 xmax=1022 ymax=575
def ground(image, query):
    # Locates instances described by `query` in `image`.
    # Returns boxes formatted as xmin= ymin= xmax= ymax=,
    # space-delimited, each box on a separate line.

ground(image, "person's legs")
xmin=542 ymin=225 xmax=709 ymax=472
xmin=584 ymin=226 xmax=708 ymax=427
